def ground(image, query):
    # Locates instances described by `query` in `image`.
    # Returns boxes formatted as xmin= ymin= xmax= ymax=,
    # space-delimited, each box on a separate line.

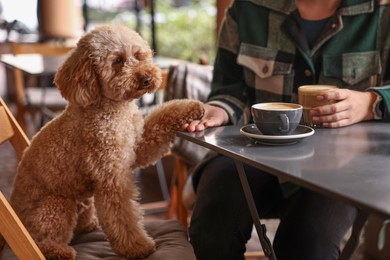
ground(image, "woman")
xmin=183 ymin=0 xmax=390 ymax=259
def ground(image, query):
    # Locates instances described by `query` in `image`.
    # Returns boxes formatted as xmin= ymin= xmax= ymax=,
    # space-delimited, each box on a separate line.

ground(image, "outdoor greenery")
xmin=88 ymin=0 xmax=217 ymax=64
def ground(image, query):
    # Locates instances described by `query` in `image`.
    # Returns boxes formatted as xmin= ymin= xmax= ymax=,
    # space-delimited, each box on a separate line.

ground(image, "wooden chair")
xmin=0 ymin=97 xmax=42 ymax=259
xmin=0 ymin=97 xmax=196 ymax=260
xmin=8 ymin=42 xmax=74 ymax=132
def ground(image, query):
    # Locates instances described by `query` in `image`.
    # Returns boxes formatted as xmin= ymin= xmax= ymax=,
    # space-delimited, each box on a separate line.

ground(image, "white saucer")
xmin=240 ymin=124 xmax=315 ymax=145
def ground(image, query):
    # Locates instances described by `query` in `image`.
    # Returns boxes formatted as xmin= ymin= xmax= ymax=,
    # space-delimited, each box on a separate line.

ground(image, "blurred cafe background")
xmin=0 ymin=0 xmax=228 ymax=97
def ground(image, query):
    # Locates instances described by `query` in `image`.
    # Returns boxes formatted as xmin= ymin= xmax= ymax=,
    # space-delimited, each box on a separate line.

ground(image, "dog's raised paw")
xmin=187 ymin=100 xmax=205 ymax=121
xmin=173 ymin=100 xmax=205 ymax=126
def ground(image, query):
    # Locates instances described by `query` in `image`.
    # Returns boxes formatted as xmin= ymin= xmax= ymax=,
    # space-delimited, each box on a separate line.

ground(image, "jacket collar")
xmin=236 ymin=0 xmax=375 ymax=15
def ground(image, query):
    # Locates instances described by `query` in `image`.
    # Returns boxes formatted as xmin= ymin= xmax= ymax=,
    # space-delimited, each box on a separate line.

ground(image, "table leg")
xmin=234 ymin=160 xmax=277 ymax=260
xmin=339 ymin=210 xmax=369 ymax=260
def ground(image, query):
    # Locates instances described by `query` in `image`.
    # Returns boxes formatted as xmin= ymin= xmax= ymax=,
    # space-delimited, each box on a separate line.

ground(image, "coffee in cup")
xmin=251 ymin=102 xmax=303 ymax=135
xmin=298 ymin=85 xmax=338 ymax=128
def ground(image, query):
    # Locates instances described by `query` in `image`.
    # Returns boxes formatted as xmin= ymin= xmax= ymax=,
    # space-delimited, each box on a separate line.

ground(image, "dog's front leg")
xmin=134 ymin=99 xmax=204 ymax=169
xmin=93 ymin=174 xmax=155 ymax=258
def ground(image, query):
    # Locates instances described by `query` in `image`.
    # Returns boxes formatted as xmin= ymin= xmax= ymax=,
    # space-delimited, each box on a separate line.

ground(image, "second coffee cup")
xmin=298 ymin=85 xmax=338 ymax=128
xmin=251 ymin=102 xmax=303 ymax=135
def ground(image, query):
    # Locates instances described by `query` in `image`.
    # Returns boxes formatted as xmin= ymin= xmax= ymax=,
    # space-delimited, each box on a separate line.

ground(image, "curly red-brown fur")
xmin=10 ymin=24 xmax=204 ymax=260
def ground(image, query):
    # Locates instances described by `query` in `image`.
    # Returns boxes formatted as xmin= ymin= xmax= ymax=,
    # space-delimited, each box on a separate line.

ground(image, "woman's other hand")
xmin=310 ymin=89 xmax=378 ymax=128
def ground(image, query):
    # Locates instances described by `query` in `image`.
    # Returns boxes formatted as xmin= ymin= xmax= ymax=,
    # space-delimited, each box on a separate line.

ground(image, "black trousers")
xmin=189 ymin=155 xmax=358 ymax=260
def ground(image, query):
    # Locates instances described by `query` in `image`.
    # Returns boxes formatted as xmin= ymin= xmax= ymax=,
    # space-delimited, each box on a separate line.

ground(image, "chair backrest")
xmin=0 ymin=97 xmax=44 ymax=259
xmin=164 ymin=62 xmax=213 ymax=166
xmin=164 ymin=62 xmax=213 ymax=103
xmin=162 ymin=63 xmax=213 ymax=227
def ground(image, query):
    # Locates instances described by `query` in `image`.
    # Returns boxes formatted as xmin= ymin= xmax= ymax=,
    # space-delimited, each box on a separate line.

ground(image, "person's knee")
xmin=195 ymin=156 xmax=242 ymax=198
xmin=274 ymin=233 xmax=341 ymax=260
xmin=273 ymin=190 xmax=357 ymax=260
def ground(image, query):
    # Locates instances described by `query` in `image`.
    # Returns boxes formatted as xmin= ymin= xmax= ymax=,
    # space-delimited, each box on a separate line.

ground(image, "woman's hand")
xmin=182 ymin=104 xmax=230 ymax=132
xmin=310 ymin=89 xmax=378 ymax=128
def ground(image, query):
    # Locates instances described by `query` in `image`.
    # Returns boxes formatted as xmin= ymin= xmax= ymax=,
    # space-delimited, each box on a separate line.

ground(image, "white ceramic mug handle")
xmin=279 ymin=114 xmax=289 ymax=131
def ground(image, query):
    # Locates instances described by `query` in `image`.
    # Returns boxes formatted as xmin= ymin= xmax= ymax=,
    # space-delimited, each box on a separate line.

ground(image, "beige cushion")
xmin=0 ymin=220 xmax=195 ymax=260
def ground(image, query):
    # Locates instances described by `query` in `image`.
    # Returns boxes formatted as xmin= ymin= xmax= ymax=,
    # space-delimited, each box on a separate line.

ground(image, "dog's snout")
xmin=141 ymin=76 xmax=152 ymax=87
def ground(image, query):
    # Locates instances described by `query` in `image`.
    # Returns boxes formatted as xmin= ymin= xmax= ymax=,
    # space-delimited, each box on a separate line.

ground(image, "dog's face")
xmin=54 ymin=25 xmax=162 ymax=107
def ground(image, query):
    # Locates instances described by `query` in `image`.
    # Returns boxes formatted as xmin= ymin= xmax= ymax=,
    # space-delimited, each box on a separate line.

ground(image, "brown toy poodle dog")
xmin=10 ymin=24 xmax=204 ymax=259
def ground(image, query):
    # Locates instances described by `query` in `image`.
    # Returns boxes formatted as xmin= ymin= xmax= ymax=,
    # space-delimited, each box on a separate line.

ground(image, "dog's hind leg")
xmin=38 ymin=239 xmax=76 ymax=260
xmin=26 ymin=195 xmax=78 ymax=260
xmin=74 ymin=197 xmax=99 ymax=234
xmin=94 ymin=175 xmax=155 ymax=258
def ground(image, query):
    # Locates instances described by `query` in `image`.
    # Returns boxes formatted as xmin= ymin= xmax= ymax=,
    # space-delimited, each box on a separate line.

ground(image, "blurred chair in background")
xmin=163 ymin=62 xmax=213 ymax=227
xmin=7 ymin=42 xmax=73 ymax=132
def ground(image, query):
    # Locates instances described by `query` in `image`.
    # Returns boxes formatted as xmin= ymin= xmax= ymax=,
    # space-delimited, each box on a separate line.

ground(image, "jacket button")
xmin=262 ymin=65 xmax=269 ymax=74
xmin=304 ymin=69 xmax=312 ymax=77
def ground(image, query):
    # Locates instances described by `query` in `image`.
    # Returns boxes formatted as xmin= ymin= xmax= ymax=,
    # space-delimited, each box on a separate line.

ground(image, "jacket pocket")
xmin=237 ymin=43 xmax=293 ymax=78
xmin=323 ymin=51 xmax=381 ymax=86
xmin=237 ymin=43 xmax=294 ymax=97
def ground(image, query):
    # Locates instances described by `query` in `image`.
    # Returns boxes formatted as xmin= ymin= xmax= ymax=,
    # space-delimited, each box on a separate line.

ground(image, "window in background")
xmin=86 ymin=0 xmax=216 ymax=64
xmin=0 ymin=0 xmax=38 ymax=42
xmin=0 ymin=0 xmax=217 ymax=62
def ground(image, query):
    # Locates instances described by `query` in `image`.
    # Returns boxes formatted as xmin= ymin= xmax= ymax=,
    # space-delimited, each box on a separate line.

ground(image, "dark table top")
xmin=177 ymin=121 xmax=390 ymax=218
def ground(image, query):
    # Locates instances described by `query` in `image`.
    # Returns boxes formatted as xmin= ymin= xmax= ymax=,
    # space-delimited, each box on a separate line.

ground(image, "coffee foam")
xmin=298 ymin=85 xmax=337 ymax=94
xmin=253 ymin=103 xmax=301 ymax=111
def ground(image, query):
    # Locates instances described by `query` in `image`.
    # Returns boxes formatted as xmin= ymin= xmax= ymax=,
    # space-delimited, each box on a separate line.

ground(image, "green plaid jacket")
xmin=208 ymin=0 xmax=390 ymax=125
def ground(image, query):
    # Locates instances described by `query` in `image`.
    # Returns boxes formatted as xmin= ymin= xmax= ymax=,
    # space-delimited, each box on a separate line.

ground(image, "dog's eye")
xmin=134 ymin=52 xmax=141 ymax=61
xmin=113 ymin=57 xmax=123 ymax=65
xmin=134 ymin=51 xmax=148 ymax=61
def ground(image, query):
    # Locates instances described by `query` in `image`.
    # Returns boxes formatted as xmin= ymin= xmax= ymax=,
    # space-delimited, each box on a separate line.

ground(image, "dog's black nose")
xmin=141 ymin=76 xmax=152 ymax=87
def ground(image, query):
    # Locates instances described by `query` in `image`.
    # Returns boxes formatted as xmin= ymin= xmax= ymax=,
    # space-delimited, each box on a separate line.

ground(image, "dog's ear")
xmin=54 ymin=46 xmax=100 ymax=107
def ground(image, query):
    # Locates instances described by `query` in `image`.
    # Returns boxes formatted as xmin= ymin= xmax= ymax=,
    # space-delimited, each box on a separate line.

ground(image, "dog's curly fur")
xmin=10 ymin=25 xmax=204 ymax=259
